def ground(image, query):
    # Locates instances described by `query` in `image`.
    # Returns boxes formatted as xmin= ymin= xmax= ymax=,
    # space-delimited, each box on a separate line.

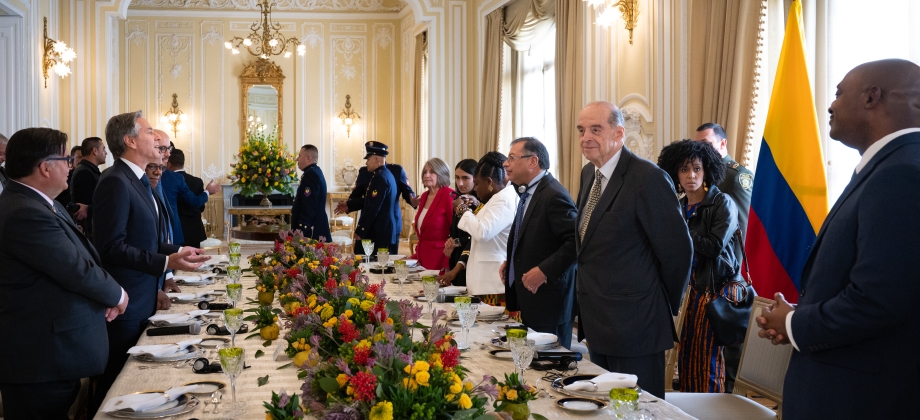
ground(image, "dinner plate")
xmin=488 ymin=349 xmax=513 ymax=360
xmin=551 ymin=376 xmax=643 ymax=400
xmin=490 ymin=336 xmax=560 ymax=351
xmin=133 ymin=345 xmax=201 ymax=362
xmin=106 ymin=394 xmax=199 ymax=419
xmin=181 ymin=381 xmax=226 ymax=394
xmin=556 ymin=397 xmax=607 ymax=412
xmin=198 ymin=337 xmax=230 ymax=348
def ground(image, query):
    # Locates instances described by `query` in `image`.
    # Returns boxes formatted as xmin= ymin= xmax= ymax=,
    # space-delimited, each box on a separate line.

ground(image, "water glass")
xmin=217 ymin=347 xmax=247 ymax=416
xmin=376 ymin=248 xmax=389 ymax=269
xmin=223 ymin=308 xmax=244 ymax=347
xmin=422 ymin=276 xmax=439 ymax=318
xmin=229 ymin=253 xmax=241 ymax=266
xmin=394 ymin=259 xmax=408 ymax=295
xmin=510 ymin=338 xmax=535 ymax=383
xmin=455 ymin=297 xmax=477 ymax=349
xmin=609 ymin=387 xmax=641 ymax=419
xmin=228 ymin=242 xmax=241 ymax=254
xmin=227 ymin=265 xmax=241 ymax=283
xmin=361 ymin=239 xmax=374 ymax=257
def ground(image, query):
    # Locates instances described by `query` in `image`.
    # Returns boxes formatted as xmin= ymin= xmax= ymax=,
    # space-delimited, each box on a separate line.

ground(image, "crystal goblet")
xmin=422 ymin=275 xmax=439 ymax=318
xmin=223 ymin=307 xmax=244 ymax=347
xmin=217 ymin=347 xmax=246 ymax=416
xmin=394 ymin=259 xmax=408 ymax=296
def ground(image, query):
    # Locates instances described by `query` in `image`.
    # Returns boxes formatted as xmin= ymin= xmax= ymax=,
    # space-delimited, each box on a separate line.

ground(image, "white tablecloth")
xmin=95 ymin=261 xmax=695 ymax=419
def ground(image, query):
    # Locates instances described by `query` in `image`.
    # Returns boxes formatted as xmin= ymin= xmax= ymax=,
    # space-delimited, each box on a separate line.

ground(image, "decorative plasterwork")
xmin=621 ymin=105 xmax=654 ymax=161
xmin=302 ymin=23 xmax=323 ymax=49
xmin=330 ymin=23 xmax=367 ymax=32
xmin=156 ymin=21 xmax=192 ymax=28
xmin=126 ymin=20 xmax=148 ymax=46
xmin=373 ymin=23 xmax=393 ymax=49
xmin=230 ymin=22 xmax=295 ymax=32
xmin=159 ymin=34 xmax=191 ymax=80
xmin=200 ymin=21 xmax=223 ymax=47
xmin=129 ymin=0 xmax=406 ymax=12
xmin=241 ymin=58 xmax=285 ymax=79
xmin=331 ymin=36 xmax=365 ymax=187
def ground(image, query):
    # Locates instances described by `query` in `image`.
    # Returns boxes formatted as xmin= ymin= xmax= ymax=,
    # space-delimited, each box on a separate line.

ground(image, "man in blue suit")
xmin=154 ymin=129 xmax=219 ymax=246
xmin=291 ymin=144 xmax=331 ymax=240
xmin=0 ymin=128 xmax=127 ymax=419
xmin=91 ymin=111 xmax=208 ymax=410
xmin=758 ymin=59 xmax=920 ymax=419
xmin=353 ymin=141 xmax=400 ymax=254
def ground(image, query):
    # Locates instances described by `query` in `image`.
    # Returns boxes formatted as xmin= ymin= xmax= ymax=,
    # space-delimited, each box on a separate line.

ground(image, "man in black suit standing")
xmin=292 ymin=144 xmax=331 ymax=240
xmin=0 ymin=128 xmax=127 ymax=419
xmin=71 ymin=136 xmax=106 ymax=237
xmin=500 ymin=137 xmax=578 ymax=348
xmin=575 ymin=101 xmax=692 ymax=398
xmin=91 ymin=111 xmax=207 ymax=408
xmin=167 ymin=149 xmax=209 ymax=247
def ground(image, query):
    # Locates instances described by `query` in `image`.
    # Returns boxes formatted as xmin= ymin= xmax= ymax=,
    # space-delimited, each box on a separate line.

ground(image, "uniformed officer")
xmin=334 ymin=142 xmax=418 ymax=216
xmin=353 ymin=141 xmax=400 ymax=255
xmin=695 ymin=122 xmax=754 ymax=237
xmin=291 ymin=144 xmax=332 ymax=241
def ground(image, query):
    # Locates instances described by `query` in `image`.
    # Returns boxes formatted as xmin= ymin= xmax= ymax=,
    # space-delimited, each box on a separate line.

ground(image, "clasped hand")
xmin=757 ymin=292 xmax=796 ymax=345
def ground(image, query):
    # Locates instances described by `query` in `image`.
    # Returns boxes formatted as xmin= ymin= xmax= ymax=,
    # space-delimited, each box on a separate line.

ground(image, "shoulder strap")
xmin=735 ymin=228 xmax=751 ymax=285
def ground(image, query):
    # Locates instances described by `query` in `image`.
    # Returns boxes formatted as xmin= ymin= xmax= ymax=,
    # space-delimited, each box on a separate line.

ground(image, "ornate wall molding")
xmin=302 ymin=23 xmax=323 ymax=49
xmin=230 ymin=21 xmax=294 ymax=31
xmin=200 ymin=21 xmax=223 ymax=47
xmin=330 ymin=23 xmax=367 ymax=32
xmin=372 ymin=23 xmax=393 ymax=49
xmin=621 ymin=105 xmax=655 ymax=161
xmin=156 ymin=20 xmax=192 ymax=28
xmin=129 ymin=0 xmax=405 ymax=12
xmin=126 ymin=20 xmax=148 ymax=45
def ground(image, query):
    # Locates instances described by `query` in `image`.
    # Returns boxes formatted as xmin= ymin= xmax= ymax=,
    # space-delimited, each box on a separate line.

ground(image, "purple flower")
xmin=372 ymin=340 xmax=397 ymax=363
xmin=428 ymin=322 xmax=449 ymax=345
xmin=399 ymin=299 xmax=422 ymax=325
xmin=278 ymin=391 xmax=291 ymax=407
xmin=398 ymin=350 xmax=413 ymax=364
xmin=335 ymin=358 xmax=352 ymax=375
xmin=310 ymin=334 xmax=321 ymax=347
xmin=477 ymin=381 xmax=499 ymax=399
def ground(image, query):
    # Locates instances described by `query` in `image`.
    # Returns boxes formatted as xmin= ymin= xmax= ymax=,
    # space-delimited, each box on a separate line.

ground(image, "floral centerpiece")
xmin=492 ymin=373 xmax=538 ymax=420
xmin=246 ymin=306 xmax=282 ymax=341
xmin=264 ymin=390 xmax=304 ymax=420
xmin=230 ymin=127 xmax=298 ymax=206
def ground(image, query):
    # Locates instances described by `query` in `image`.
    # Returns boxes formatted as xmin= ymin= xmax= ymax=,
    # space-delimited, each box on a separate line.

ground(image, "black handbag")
xmin=704 ymin=229 xmax=755 ymax=347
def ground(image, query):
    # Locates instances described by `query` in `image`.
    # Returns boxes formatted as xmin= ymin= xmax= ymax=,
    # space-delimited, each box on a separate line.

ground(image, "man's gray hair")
xmin=0 ymin=133 xmax=8 ymax=146
xmin=105 ymin=110 xmax=143 ymax=159
xmin=586 ymin=101 xmax=625 ymax=128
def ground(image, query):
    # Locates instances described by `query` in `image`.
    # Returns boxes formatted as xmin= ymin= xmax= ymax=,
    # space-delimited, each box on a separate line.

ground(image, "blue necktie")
xmin=140 ymin=176 xmax=154 ymax=204
xmin=507 ymin=191 xmax=529 ymax=286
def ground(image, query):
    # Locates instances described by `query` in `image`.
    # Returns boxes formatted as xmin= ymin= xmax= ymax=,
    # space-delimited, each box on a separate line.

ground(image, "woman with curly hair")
xmin=657 ymin=139 xmax=746 ymax=393
xmin=438 ymin=158 xmax=478 ymax=287
xmin=454 ymin=152 xmax=518 ymax=303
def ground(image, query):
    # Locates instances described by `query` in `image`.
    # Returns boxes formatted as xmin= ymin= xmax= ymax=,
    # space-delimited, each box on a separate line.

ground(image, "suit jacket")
xmin=93 ymin=159 xmax=180 ymax=321
xmin=458 ymin=185 xmax=517 ymax=296
xmin=291 ymin=163 xmax=332 ymax=241
xmin=0 ymin=166 xmax=8 ymax=186
xmin=71 ymin=159 xmax=102 ymax=234
xmin=503 ymin=173 xmax=578 ymax=327
xmin=346 ymin=163 xmax=416 ymax=212
xmin=0 ymin=182 xmax=122 ymax=383
xmin=354 ymin=167 xmax=400 ymax=248
xmin=575 ymin=147 xmax=692 ymax=356
xmin=782 ymin=132 xmax=920 ymax=419
xmin=177 ymin=170 xmax=208 ymax=246
xmin=412 ymin=186 xmax=454 ymax=270
xmin=160 ymin=169 xmax=208 ymax=245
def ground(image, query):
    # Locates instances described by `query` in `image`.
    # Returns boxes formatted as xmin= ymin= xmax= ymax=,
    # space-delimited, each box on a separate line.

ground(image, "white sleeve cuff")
xmin=118 ymin=288 xmax=126 ymax=305
xmin=165 ymin=271 xmax=174 ymax=280
xmin=785 ymin=310 xmax=800 ymax=351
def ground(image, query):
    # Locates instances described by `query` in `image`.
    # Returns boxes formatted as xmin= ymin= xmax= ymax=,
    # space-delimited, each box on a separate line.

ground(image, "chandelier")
xmin=224 ymin=0 xmax=306 ymax=59
xmin=584 ymin=0 xmax=640 ymax=45
xmin=42 ymin=17 xmax=76 ymax=88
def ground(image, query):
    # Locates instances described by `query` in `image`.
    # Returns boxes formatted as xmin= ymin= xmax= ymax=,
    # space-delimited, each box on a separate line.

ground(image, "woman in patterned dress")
xmin=657 ymin=140 xmax=745 ymax=393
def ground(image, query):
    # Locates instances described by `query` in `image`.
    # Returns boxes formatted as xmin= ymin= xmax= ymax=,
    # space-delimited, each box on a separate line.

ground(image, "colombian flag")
xmin=745 ymin=0 xmax=827 ymax=304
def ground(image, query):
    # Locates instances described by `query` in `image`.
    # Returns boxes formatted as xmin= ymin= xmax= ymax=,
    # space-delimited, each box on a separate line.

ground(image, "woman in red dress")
xmin=410 ymin=158 xmax=454 ymax=270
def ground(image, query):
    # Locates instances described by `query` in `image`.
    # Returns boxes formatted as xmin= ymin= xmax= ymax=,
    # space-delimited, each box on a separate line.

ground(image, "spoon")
xmin=210 ymin=391 xmax=222 ymax=414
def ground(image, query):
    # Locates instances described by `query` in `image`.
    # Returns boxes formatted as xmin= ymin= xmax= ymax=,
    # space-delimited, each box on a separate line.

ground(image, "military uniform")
xmin=345 ymin=163 xmax=416 ymax=212
xmin=718 ymin=155 xmax=754 ymax=237
xmin=354 ymin=142 xmax=401 ymax=254
xmin=291 ymin=163 xmax=331 ymax=240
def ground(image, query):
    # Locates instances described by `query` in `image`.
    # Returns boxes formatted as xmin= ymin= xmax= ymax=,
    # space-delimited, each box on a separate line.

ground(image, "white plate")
xmin=106 ymin=394 xmax=199 ymax=419
xmin=556 ymin=397 xmax=607 ymax=412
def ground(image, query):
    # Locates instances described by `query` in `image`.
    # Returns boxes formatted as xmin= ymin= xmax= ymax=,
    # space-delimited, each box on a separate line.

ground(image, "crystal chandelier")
xmin=42 ymin=17 xmax=77 ymax=88
xmin=584 ymin=0 xmax=640 ymax=45
xmin=224 ymin=0 xmax=306 ymax=59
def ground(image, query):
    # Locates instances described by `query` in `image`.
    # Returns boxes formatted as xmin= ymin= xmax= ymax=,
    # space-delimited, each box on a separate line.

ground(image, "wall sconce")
xmin=337 ymin=94 xmax=361 ymax=138
xmin=585 ymin=0 xmax=639 ymax=45
xmin=42 ymin=17 xmax=76 ymax=88
xmin=160 ymin=93 xmax=185 ymax=138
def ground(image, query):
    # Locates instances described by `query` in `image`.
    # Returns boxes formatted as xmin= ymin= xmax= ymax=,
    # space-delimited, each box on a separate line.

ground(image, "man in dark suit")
xmin=71 ymin=136 xmax=107 ymax=237
xmin=757 ymin=59 xmax=920 ymax=419
xmin=575 ymin=101 xmax=693 ymax=398
xmin=53 ymin=145 xmax=82 ymax=207
xmin=500 ymin=137 xmax=578 ymax=348
xmin=91 ymin=111 xmax=208 ymax=409
xmin=353 ymin=141 xmax=400 ymax=254
xmin=0 ymin=128 xmax=127 ymax=419
xmin=167 ymin=149 xmax=209 ymax=247
xmin=0 ymin=133 xmax=8 ymax=194
xmin=292 ymin=144 xmax=332 ymax=240
xmin=155 ymin=130 xmax=219 ymax=246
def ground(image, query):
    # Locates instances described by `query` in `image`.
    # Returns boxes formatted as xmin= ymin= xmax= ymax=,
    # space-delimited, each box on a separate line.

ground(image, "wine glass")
xmin=421 ymin=275 xmax=439 ymax=318
xmin=454 ymin=297 xmax=477 ymax=349
xmin=217 ymin=346 xmax=247 ymax=416
xmin=510 ymin=338 xmax=535 ymax=384
xmin=229 ymin=253 xmax=241 ymax=266
xmin=227 ymin=265 xmax=241 ymax=284
xmin=361 ymin=239 xmax=374 ymax=257
xmin=228 ymin=242 xmax=241 ymax=255
xmin=377 ymin=248 xmax=389 ymax=269
xmin=223 ymin=308 xmax=244 ymax=347
xmin=394 ymin=259 xmax=408 ymax=296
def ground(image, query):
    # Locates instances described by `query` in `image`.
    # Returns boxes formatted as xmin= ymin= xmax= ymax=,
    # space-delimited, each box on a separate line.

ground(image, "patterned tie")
xmin=580 ymin=170 xmax=604 ymax=241
xmin=507 ymin=191 xmax=529 ymax=286
xmin=140 ymin=176 xmax=155 ymax=205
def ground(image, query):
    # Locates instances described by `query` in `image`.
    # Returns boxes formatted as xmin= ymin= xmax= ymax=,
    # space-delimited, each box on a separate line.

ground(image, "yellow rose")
xmin=364 ymin=292 xmax=375 ymax=300
xmin=348 ymin=297 xmax=360 ymax=307
xmin=360 ymin=300 xmax=374 ymax=311
xmin=506 ymin=389 xmax=518 ymax=401
xmin=415 ymin=371 xmax=430 ymax=386
xmin=458 ymin=393 xmax=472 ymax=409
xmin=404 ymin=364 xmax=412 ymax=374
xmin=336 ymin=373 xmax=349 ymax=388
xmin=450 ymin=382 xmax=463 ymax=394
xmin=344 ymin=310 xmax=354 ymax=318
xmin=445 ymin=393 xmax=456 ymax=402
xmin=414 ymin=360 xmax=430 ymax=372
xmin=464 ymin=381 xmax=473 ymax=392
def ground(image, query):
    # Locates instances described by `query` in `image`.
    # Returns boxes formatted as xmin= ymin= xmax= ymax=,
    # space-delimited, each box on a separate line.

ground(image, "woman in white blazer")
xmin=455 ymin=152 xmax=519 ymax=298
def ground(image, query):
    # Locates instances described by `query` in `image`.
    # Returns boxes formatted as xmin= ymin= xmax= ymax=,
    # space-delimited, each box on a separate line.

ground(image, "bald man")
xmin=757 ymin=59 xmax=920 ymax=419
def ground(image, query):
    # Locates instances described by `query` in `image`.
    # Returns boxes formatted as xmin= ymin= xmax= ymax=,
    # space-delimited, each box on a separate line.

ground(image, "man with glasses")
xmin=0 ymin=128 xmax=127 ymax=419
xmin=154 ymin=129 xmax=219 ymax=246
xmin=500 ymin=137 xmax=578 ymax=349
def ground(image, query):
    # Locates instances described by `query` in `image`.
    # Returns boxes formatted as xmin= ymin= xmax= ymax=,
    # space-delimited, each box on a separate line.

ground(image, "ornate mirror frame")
xmin=240 ymin=58 xmax=284 ymax=144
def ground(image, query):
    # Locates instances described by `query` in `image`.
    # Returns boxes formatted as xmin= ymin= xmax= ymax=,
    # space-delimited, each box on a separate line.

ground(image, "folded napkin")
xmin=148 ymin=310 xmax=210 ymax=322
xmin=527 ymin=332 xmax=557 ymax=346
xmin=166 ymin=293 xmax=197 ymax=301
xmin=207 ymin=255 xmax=229 ymax=264
xmin=478 ymin=305 xmax=506 ymax=317
xmin=101 ymin=385 xmax=200 ymax=413
xmin=127 ymin=338 xmax=202 ymax=357
xmin=439 ymin=286 xmax=467 ymax=295
xmin=174 ymin=273 xmax=216 ymax=283
xmin=563 ymin=372 xmax=638 ymax=392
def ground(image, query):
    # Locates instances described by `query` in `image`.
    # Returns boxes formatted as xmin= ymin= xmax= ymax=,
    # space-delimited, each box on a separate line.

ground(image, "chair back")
xmin=664 ymin=286 xmax=692 ymax=392
xmin=733 ymin=296 xmax=793 ymax=415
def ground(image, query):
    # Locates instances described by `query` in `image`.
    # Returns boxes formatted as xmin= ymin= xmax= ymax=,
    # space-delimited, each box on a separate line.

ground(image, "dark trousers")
xmin=588 ymin=349 xmax=666 ymax=399
xmin=723 ymin=342 xmax=742 ymax=392
xmin=0 ymin=379 xmax=80 ymax=420
xmin=529 ymin=321 xmax=574 ymax=350
xmin=89 ymin=319 xmax=149 ymax=416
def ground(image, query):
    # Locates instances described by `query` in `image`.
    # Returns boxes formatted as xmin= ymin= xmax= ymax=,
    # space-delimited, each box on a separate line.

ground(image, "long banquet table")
xmin=95 ymin=258 xmax=696 ymax=419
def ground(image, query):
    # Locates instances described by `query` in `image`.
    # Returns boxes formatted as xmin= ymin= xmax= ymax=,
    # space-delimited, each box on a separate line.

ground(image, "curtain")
xmin=479 ymin=9 xmax=504 ymax=154
xmin=405 ymin=31 xmax=427 ymax=237
xmin=502 ymin=0 xmax=555 ymax=51
xmin=687 ymin=0 xmax=761 ymax=164
xmin=553 ymin=0 xmax=584 ymax=195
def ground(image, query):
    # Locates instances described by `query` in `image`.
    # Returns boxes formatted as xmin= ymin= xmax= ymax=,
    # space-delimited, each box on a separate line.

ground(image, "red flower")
xmin=322 ymin=256 xmax=335 ymax=267
xmin=286 ymin=235 xmax=293 ymax=242
xmin=352 ymin=345 xmax=372 ymax=366
xmin=347 ymin=270 xmax=359 ymax=285
xmin=349 ymin=371 xmax=377 ymax=402
xmin=274 ymin=240 xmax=283 ymax=251
xmin=338 ymin=318 xmax=360 ymax=343
xmin=366 ymin=284 xmax=381 ymax=296
xmin=324 ymin=278 xmax=337 ymax=293
xmin=441 ymin=346 xmax=460 ymax=370
xmin=291 ymin=306 xmax=311 ymax=317
xmin=285 ymin=267 xmax=302 ymax=278
xmin=369 ymin=302 xmax=387 ymax=324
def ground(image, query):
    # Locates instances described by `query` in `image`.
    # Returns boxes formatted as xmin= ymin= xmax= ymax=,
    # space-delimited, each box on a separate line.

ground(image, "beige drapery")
xmin=553 ymin=0 xmax=584 ymax=195
xmin=502 ymin=0 xmax=555 ymax=51
xmin=687 ymin=0 xmax=761 ymax=164
xmin=478 ymin=10 xmax=505 ymax=154
xmin=404 ymin=31 xmax=427 ymax=236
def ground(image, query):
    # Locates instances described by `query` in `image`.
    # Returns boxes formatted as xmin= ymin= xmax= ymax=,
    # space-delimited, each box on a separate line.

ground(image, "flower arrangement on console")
xmin=230 ymin=127 xmax=298 ymax=198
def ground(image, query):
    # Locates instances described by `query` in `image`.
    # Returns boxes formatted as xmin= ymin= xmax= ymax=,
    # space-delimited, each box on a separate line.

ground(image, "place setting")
xmin=127 ymin=338 xmax=204 ymax=364
xmin=100 ymin=384 xmax=202 ymax=418
xmin=171 ymin=272 xmax=218 ymax=286
xmin=147 ymin=309 xmax=210 ymax=327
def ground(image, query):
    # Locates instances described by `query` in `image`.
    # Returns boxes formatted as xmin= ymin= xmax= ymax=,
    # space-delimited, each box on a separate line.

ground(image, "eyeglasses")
xmin=45 ymin=156 xmax=74 ymax=168
xmin=506 ymin=154 xmax=535 ymax=163
xmin=156 ymin=145 xmax=173 ymax=154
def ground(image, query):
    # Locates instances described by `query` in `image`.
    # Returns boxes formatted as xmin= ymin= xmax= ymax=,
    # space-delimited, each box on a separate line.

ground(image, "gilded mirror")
xmin=240 ymin=58 xmax=284 ymax=143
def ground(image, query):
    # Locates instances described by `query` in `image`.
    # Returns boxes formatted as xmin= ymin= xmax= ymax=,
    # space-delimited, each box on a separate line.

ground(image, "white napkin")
xmin=126 ymin=338 xmax=202 ymax=357
xmin=148 ymin=310 xmax=209 ymax=322
xmin=174 ymin=273 xmax=216 ymax=283
xmin=563 ymin=372 xmax=638 ymax=392
xmin=207 ymin=255 xmax=229 ymax=264
xmin=478 ymin=305 xmax=506 ymax=317
xmin=527 ymin=332 xmax=557 ymax=346
xmin=439 ymin=286 xmax=467 ymax=295
xmin=187 ymin=309 xmax=209 ymax=317
xmin=166 ymin=293 xmax=196 ymax=301
xmin=101 ymin=385 xmax=200 ymax=413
